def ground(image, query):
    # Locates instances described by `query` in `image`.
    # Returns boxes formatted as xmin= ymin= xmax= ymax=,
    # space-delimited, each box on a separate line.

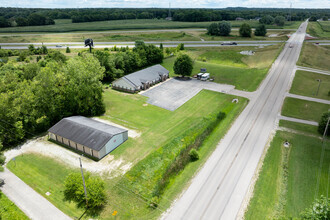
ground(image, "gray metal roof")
xmin=113 ymin=64 xmax=169 ymax=89
xmin=48 ymin=116 xmax=127 ymax=151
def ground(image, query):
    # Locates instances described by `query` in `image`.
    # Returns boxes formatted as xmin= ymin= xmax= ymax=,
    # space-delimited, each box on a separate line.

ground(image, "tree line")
xmin=0 ymin=52 xmax=105 ymax=150
xmin=94 ymin=41 xmax=163 ymax=82
xmin=0 ymin=7 xmax=329 ymax=27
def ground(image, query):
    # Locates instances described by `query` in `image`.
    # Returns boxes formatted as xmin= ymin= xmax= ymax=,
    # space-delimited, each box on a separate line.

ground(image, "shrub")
xmin=318 ymin=112 xmax=330 ymax=136
xmin=66 ymin=47 xmax=71 ymax=53
xmin=189 ymin=149 xmax=199 ymax=161
xmin=149 ymin=196 xmax=159 ymax=209
xmin=239 ymin=23 xmax=252 ymax=37
xmin=300 ymin=195 xmax=329 ymax=219
xmin=177 ymin=43 xmax=184 ymax=51
xmin=255 ymin=24 xmax=267 ymax=36
xmin=173 ymin=53 xmax=193 ymax=77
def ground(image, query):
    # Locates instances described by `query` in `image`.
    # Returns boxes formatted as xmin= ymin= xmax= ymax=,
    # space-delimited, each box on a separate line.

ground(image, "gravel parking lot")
xmin=141 ymin=78 xmax=235 ymax=111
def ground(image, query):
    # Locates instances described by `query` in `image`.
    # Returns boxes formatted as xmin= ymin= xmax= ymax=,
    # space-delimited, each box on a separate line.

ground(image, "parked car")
xmin=56 ymin=45 xmax=62 ymax=48
xmin=221 ymin=42 xmax=237 ymax=45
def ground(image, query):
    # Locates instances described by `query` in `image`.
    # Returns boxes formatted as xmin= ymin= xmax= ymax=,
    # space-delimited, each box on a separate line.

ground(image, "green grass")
xmin=0 ymin=19 xmax=301 ymax=33
xmin=7 ymin=89 xmax=248 ymax=219
xmin=0 ymin=191 xmax=29 ymax=220
xmin=245 ymin=131 xmax=330 ymax=219
xmin=307 ymin=21 xmax=330 ymax=38
xmin=318 ymin=21 xmax=330 ymax=32
xmin=7 ymin=154 xmax=85 ymax=219
xmin=281 ymin=97 xmax=330 ymax=122
xmin=297 ymin=43 xmax=330 ymax=71
xmin=290 ymin=70 xmax=330 ymax=100
xmin=279 ymin=120 xmax=320 ymax=136
xmin=162 ymin=44 xmax=283 ymax=91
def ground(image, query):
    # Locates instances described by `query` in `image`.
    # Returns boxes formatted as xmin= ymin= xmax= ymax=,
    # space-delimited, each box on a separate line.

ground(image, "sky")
xmin=1 ymin=0 xmax=329 ymax=9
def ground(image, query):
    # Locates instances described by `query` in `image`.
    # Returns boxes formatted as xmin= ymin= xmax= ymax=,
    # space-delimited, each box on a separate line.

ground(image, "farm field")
xmin=297 ymin=43 xmax=330 ymax=71
xmin=290 ymin=70 xmax=330 ymax=100
xmin=7 ymin=89 xmax=248 ymax=219
xmin=0 ymin=191 xmax=29 ymax=220
xmin=162 ymin=44 xmax=283 ymax=91
xmin=245 ymin=131 xmax=329 ymax=219
xmin=281 ymin=97 xmax=330 ymax=122
xmin=0 ymin=19 xmax=301 ymax=33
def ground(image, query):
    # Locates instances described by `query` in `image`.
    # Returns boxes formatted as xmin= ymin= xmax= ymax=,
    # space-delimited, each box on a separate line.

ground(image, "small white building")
xmin=48 ymin=116 xmax=128 ymax=160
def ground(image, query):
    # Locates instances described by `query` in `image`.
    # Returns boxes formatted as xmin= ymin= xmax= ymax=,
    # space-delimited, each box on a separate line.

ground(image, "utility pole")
xmin=316 ymin=79 xmax=321 ymax=97
xmin=322 ymin=116 xmax=330 ymax=143
xmin=168 ymin=2 xmax=171 ymax=18
xmin=79 ymin=157 xmax=88 ymax=208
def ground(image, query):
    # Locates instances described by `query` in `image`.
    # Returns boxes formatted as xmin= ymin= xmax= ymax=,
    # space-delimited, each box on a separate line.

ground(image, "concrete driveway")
xmin=141 ymin=78 xmax=235 ymax=111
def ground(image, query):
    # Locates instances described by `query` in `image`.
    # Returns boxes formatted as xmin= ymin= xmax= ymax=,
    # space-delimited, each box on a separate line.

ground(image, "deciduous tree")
xmin=173 ymin=54 xmax=193 ymax=77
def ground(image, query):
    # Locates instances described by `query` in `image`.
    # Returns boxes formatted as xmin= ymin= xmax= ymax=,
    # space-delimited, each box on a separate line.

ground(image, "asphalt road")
xmin=296 ymin=66 xmax=330 ymax=76
xmin=0 ymin=168 xmax=71 ymax=220
xmin=163 ymin=21 xmax=307 ymax=220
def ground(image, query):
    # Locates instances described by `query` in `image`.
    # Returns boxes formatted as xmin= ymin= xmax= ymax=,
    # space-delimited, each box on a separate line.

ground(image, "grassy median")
xmin=281 ymin=97 xmax=330 ymax=122
xmin=290 ymin=70 xmax=330 ymax=100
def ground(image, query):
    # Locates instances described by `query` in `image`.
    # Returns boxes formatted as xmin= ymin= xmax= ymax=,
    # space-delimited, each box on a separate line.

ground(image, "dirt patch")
xmin=4 ymin=137 xmax=132 ymax=177
xmin=92 ymin=117 xmax=141 ymax=138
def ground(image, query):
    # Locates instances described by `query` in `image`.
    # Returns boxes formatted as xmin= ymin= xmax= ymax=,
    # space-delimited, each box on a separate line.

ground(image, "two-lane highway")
xmin=163 ymin=21 xmax=307 ymax=220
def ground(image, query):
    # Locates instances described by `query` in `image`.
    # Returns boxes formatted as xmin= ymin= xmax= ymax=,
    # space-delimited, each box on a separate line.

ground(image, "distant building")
xmin=236 ymin=17 xmax=244 ymax=21
xmin=48 ymin=116 xmax=128 ymax=160
xmin=166 ymin=17 xmax=173 ymax=21
xmin=112 ymin=64 xmax=169 ymax=93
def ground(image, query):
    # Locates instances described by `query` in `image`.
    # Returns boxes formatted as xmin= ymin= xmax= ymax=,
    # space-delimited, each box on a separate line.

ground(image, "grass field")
xmin=297 ymin=43 xmax=330 ymax=71
xmin=281 ymin=97 xmax=330 ymax=122
xmin=0 ymin=19 xmax=301 ymax=33
xmin=7 ymin=154 xmax=85 ymax=219
xmin=0 ymin=29 xmax=292 ymax=43
xmin=279 ymin=120 xmax=320 ymax=136
xmin=162 ymin=44 xmax=283 ymax=91
xmin=7 ymin=89 xmax=248 ymax=219
xmin=290 ymin=70 xmax=330 ymax=100
xmin=307 ymin=21 xmax=330 ymax=38
xmin=245 ymin=131 xmax=330 ymax=219
xmin=0 ymin=191 xmax=29 ymax=220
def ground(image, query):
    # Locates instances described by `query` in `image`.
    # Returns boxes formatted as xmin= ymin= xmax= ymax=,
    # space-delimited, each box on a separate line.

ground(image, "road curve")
xmin=163 ymin=21 xmax=307 ymax=220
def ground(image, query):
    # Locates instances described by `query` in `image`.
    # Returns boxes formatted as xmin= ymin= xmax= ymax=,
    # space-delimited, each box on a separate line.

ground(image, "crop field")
xmin=0 ymin=19 xmax=301 ymax=33
xmin=245 ymin=131 xmax=329 ymax=219
xmin=281 ymin=97 xmax=330 ymax=122
xmin=8 ymin=89 xmax=248 ymax=219
xmin=290 ymin=70 xmax=330 ymax=100
xmin=162 ymin=44 xmax=283 ymax=91
xmin=297 ymin=43 xmax=330 ymax=70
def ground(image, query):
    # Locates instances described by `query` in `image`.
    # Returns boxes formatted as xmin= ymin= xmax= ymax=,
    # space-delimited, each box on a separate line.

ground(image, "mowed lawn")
xmin=245 ymin=131 xmax=330 ymax=219
xmin=279 ymin=120 xmax=319 ymax=136
xmin=290 ymin=70 xmax=330 ymax=100
xmin=162 ymin=44 xmax=282 ymax=91
xmin=297 ymin=43 xmax=330 ymax=71
xmin=0 ymin=191 xmax=29 ymax=220
xmin=281 ymin=97 xmax=330 ymax=122
xmin=7 ymin=89 xmax=248 ymax=219
xmin=7 ymin=154 xmax=85 ymax=219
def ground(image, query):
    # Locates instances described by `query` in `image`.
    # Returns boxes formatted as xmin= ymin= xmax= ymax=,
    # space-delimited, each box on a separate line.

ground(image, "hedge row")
xmin=119 ymin=111 xmax=226 ymax=208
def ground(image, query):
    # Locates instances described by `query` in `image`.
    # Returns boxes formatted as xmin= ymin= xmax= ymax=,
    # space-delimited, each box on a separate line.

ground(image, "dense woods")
xmin=0 ymin=7 xmax=329 ymax=27
xmin=0 ymin=53 xmax=105 ymax=149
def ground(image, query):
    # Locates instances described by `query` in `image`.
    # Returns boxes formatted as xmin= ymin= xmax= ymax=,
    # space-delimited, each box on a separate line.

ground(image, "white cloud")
xmin=1 ymin=0 xmax=330 ymax=8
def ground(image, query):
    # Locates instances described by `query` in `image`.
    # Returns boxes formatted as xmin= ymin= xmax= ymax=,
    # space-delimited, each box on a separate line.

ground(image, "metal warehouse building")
xmin=48 ymin=116 xmax=128 ymax=160
xmin=112 ymin=64 xmax=169 ymax=93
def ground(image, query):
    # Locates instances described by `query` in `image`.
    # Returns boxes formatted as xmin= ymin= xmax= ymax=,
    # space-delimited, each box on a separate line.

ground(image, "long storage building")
xmin=112 ymin=64 xmax=169 ymax=93
xmin=48 ymin=116 xmax=128 ymax=160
